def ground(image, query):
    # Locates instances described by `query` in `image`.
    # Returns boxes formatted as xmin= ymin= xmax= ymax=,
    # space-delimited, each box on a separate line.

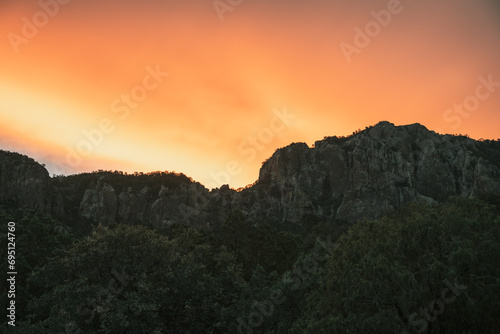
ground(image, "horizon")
xmin=1 ymin=0 xmax=500 ymax=189
xmin=2 ymin=120 xmax=498 ymax=191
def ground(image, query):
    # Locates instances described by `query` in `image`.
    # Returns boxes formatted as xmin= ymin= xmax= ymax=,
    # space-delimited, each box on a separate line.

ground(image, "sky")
xmin=1 ymin=0 xmax=500 ymax=189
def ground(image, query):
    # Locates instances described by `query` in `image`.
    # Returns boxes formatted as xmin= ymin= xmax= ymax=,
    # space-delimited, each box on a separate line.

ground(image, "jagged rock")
xmin=0 ymin=150 xmax=64 ymax=216
xmin=1 ymin=122 xmax=499 ymax=232
xmin=252 ymin=122 xmax=500 ymax=223
xmin=79 ymin=179 xmax=118 ymax=224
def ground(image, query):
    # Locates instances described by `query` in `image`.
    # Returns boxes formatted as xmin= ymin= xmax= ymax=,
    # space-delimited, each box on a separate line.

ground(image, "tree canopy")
xmin=4 ymin=197 xmax=500 ymax=333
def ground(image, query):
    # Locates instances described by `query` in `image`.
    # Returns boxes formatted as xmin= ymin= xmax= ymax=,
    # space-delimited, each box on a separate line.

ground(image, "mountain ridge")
xmin=1 ymin=121 xmax=499 ymax=233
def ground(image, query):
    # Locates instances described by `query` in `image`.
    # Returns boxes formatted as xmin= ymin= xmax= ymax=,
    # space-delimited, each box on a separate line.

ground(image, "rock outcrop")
xmin=0 ymin=150 xmax=64 ymax=217
xmin=1 ymin=122 xmax=499 ymax=231
xmin=252 ymin=121 xmax=500 ymax=223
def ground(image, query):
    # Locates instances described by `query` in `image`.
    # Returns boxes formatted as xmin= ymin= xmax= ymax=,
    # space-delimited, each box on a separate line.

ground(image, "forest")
xmin=1 ymin=195 xmax=499 ymax=333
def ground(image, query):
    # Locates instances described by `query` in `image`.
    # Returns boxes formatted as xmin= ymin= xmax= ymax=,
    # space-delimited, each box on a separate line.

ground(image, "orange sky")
xmin=1 ymin=0 xmax=500 ymax=189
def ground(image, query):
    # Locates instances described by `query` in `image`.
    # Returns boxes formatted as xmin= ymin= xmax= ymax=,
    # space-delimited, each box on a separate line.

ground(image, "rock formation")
xmin=1 ymin=122 xmax=499 ymax=232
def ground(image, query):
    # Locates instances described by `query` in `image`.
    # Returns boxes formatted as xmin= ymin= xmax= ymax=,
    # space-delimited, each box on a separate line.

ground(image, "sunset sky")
xmin=1 ymin=0 xmax=500 ymax=189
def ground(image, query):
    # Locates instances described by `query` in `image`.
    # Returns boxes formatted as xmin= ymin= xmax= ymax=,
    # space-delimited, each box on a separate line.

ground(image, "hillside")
xmin=1 ymin=121 xmax=500 ymax=234
xmin=1 ymin=121 xmax=500 ymax=333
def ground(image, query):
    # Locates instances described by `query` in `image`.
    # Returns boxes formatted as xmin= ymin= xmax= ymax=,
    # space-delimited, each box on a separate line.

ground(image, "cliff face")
xmin=0 ymin=151 xmax=64 ymax=217
xmin=253 ymin=122 xmax=500 ymax=223
xmin=1 ymin=122 xmax=499 ymax=231
xmin=78 ymin=179 xmax=212 ymax=230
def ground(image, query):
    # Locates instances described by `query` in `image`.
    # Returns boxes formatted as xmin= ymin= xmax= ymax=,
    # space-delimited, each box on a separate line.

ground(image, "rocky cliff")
xmin=1 ymin=122 xmax=499 ymax=231
xmin=254 ymin=121 xmax=500 ymax=223
xmin=0 ymin=150 xmax=64 ymax=217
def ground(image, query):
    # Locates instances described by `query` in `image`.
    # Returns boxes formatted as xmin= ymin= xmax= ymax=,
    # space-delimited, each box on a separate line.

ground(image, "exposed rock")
xmin=0 ymin=150 xmax=64 ymax=216
xmin=251 ymin=122 xmax=500 ymax=223
xmin=1 ymin=122 xmax=499 ymax=232
xmin=79 ymin=179 xmax=118 ymax=224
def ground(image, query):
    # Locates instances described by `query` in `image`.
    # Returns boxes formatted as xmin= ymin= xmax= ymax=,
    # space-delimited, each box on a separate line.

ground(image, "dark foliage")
xmin=55 ymin=169 xmax=195 ymax=192
xmin=4 ymin=197 xmax=500 ymax=333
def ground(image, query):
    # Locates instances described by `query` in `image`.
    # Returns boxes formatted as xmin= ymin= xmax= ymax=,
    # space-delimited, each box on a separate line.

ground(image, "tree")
xmin=292 ymin=198 xmax=500 ymax=333
xmin=1 ymin=207 xmax=73 ymax=326
xmin=18 ymin=224 xmax=247 ymax=333
xmin=216 ymin=211 xmax=301 ymax=278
